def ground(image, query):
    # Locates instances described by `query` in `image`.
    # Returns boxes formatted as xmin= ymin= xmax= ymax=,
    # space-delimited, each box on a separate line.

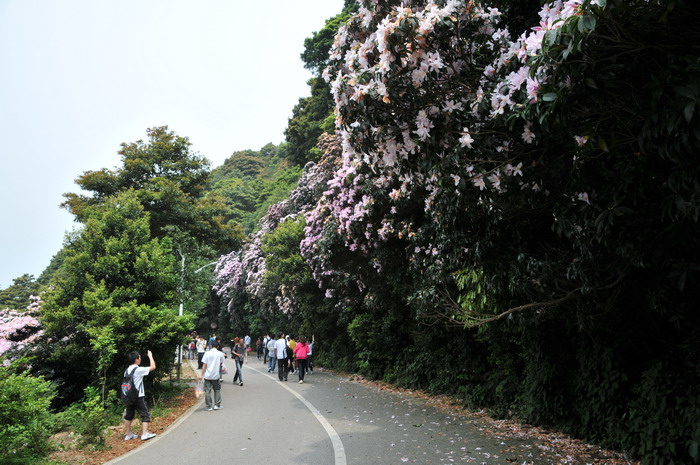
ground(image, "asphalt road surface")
xmin=107 ymin=356 xmax=553 ymax=465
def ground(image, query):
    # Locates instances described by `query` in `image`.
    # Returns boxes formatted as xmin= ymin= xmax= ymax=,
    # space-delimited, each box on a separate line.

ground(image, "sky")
xmin=0 ymin=0 xmax=345 ymax=289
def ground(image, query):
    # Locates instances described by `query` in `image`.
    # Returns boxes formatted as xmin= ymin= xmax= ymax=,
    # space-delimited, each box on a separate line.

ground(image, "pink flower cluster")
xmin=214 ymin=136 xmax=342 ymax=313
xmin=0 ymin=296 xmax=44 ymax=359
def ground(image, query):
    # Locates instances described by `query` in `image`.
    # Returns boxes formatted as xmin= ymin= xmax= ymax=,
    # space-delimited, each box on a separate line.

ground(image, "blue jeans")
xmin=268 ymin=355 xmax=276 ymax=372
xmin=233 ymin=359 xmax=244 ymax=383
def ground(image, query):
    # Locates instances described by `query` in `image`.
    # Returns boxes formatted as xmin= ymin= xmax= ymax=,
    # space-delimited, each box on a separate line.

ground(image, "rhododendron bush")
xmin=214 ymin=135 xmax=342 ymax=315
xmin=303 ymin=0 xmax=700 ymax=325
xmin=0 ymin=296 xmax=43 ymax=360
xmin=215 ymin=1 xmax=699 ymax=462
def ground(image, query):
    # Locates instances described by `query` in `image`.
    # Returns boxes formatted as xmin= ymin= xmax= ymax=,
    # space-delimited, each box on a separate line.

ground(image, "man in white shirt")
xmin=198 ymin=341 xmax=226 ymax=411
xmin=123 ymin=350 xmax=157 ymax=441
xmin=274 ymin=333 xmax=288 ymax=381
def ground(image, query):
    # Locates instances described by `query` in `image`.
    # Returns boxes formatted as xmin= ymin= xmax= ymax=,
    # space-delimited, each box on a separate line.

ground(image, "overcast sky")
xmin=0 ymin=0 xmax=344 ymax=289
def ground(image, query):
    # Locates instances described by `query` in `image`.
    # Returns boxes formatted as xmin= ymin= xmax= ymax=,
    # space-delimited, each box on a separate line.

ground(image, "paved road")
xmin=107 ymin=356 xmax=551 ymax=465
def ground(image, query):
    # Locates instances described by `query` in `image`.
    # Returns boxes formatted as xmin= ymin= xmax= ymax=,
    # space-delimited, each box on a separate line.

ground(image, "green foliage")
xmin=285 ymin=6 xmax=355 ymax=166
xmin=62 ymin=126 xmax=241 ymax=253
xmin=262 ymin=217 xmax=310 ymax=289
xmin=71 ymin=386 xmax=114 ymax=447
xmin=300 ymin=4 xmax=357 ymax=75
xmin=40 ymin=191 xmax=192 ymax=405
xmin=284 ymin=77 xmax=336 ymax=166
xmin=0 ymin=274 xmax=40 ymax=310
xmin=0 ymin=363 xmax=56 ymax=461
xmin=208 ymin=144 xmax=301 ymax=233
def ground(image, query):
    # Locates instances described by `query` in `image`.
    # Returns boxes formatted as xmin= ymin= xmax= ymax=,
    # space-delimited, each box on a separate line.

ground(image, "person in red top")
xmin=293 ymin=336 xmax=311 ymax=384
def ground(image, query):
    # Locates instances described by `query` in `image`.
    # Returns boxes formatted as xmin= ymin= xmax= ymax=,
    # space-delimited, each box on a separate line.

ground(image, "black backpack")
xmin=120 ymin=367 xmax=139 ymax=405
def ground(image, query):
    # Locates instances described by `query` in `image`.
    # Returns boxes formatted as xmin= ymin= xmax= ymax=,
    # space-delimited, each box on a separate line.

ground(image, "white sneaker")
xmin=213 ymin=405 xmax=223 ymax=410
xmin=206 ymin=407 xmax=213 ymax=411
xmin=124 ymin=433 xmax=138 ymax=441
xmin=141 ymin=432 xmax=156 ymax=441
xmin=299 ymin=380 xmax=303 ymax=384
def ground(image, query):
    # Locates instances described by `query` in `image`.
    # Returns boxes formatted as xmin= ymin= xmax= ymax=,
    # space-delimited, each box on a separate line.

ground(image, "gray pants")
xmin=204 ymin=379 xmax=221 ymax=409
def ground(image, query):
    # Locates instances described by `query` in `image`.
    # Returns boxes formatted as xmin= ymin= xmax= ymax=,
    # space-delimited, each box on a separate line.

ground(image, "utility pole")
xmin=176 ymin=257 xmax=218 ymax=381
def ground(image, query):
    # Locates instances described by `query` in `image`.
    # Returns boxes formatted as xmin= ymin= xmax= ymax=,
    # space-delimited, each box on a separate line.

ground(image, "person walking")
xmin=266 ymin=336 xmax=277 ymax=372
xmin=188 ymin=338 xmax=195 ymax=360
xmin=122 ymin=350 xmax=157 ymax=441
xmin=255 ymin=337 xmax=263 ymax=360
xmin=294 ymin=336 xmax=310 ymax=384
xmin=286 ymin=335 xmax=296 ymax=374
xmin=197 ymin=341 xmax=225 ymax=411
xmin=274 ymin=333 xmax=288 ymax=381
xmin=307 ymin=335 xmax=314 ymax=373
xmin=196 ymin=336 xmax=207 ymax=369
xmin=263 ymin=333 xmax=270 ymax=364
xmin=232 ymin=338 xmax=246 ymax=386
xmin=244 ymin=334 xmax=251 ymax=362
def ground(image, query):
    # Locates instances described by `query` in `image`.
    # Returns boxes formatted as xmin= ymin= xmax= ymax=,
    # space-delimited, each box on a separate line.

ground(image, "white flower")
xmin=459 ymin=128 xmax=474 ymax=148
xmin=522 ymin=123 xmax=536 ymax=144
xmin=413 ymin=110 xmax=434 ymax=141
xmin=426 ymin=51 xmax=445 ymax=72
xmin=574 ymin=135 xmax=589 ymax=146
xmin=577 ymin=192 xmax=590 ymax=204
xmin=443 ymin=100 xmax=462 ymax=113
xmin=488 ymin=170 xmax=502 ymax=190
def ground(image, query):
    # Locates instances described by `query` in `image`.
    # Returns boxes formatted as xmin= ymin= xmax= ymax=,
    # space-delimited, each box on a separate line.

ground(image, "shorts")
xmin=123 ymin=397 xmax=151 ymax=423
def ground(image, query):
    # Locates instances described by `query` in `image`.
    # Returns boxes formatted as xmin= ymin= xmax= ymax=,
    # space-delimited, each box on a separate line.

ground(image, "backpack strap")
xmin=129 ymin=366 xmax=139 ymax=392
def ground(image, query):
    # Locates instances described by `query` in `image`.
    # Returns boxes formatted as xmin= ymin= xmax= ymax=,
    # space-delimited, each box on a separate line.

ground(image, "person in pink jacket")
xmin=293 ymin=336 xmax=311 ymax=384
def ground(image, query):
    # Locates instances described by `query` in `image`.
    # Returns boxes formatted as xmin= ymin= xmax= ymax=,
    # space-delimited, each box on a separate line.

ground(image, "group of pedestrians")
xmin=194 ymin=334 xmax=251 ymax=410
xmin=120 ymin=331 xmax=318 ymax=443
xmin=264 ymin=333 xmax=313 ymax=384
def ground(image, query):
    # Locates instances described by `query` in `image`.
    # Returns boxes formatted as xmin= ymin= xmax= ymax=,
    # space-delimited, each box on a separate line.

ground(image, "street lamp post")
xmin=176 ymin=258 xmax=218 ymax=374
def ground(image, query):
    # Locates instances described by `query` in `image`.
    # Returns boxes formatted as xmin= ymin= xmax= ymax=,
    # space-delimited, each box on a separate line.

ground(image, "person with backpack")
xmin=122 ymin=350 xmax=157 ymax=441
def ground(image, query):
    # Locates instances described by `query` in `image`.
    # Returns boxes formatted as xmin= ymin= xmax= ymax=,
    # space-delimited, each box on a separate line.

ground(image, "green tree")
xmin=0 ymin=274 xmax=40 ymax=310
xmin=208 ymin=144 xmax=302 ymax=234
xmin=284 ymin=5 xmax=356 ymax=166
xmin=40 ymin=191 xmax=192 ymax=404
xmin=284 ymin=77 xmax=336 ymax=166
xmin=62 ymin=126 xmax=242 ymax=253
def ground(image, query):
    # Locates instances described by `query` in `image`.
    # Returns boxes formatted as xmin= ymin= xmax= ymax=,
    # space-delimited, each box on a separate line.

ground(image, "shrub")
xmin=0 ymin=362 xmax=56 ymax=462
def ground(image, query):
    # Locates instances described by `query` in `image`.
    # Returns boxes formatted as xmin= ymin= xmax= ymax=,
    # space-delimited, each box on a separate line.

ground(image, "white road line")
xmin=248 ymin=363 xmax=347 ymax=465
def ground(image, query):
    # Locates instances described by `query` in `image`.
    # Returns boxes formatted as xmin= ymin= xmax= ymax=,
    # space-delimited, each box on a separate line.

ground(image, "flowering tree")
xmin=0 ymin=296 xmax=43 ymax=361
xmin=213 ymin=135 xmax=342 ymax=318
xmin=214 ymin=1 xmax=699 ymax=461
xmin=295 ymin=1 xmax=700 ymax=462
xmin=302 ymin=0 xmax=700 ymax=328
